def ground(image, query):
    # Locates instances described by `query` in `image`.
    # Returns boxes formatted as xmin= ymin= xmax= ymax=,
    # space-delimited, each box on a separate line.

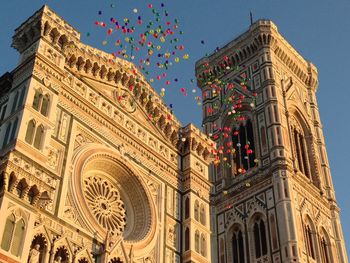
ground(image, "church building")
xmin=0 ymin=5 xmax=213 ymax=263
xmin=0 ymin=5 xmax=348 ymax=263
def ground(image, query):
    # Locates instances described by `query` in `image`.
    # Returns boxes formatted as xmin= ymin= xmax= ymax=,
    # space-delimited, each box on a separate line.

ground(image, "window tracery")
xmin=231 ymin=119 xmax=256 ymax=174
xmin=253 ymin=217 xmax=268 ymax=259
xmin=83 ymin=175 xmax=126 ymax=236
xmin=290 ymin=116 xmax=311 ymax=179
xmin=231 ymin=228 xmax=245 ymax=263
xmin=1 ymin=213 xmax=26 ymax=257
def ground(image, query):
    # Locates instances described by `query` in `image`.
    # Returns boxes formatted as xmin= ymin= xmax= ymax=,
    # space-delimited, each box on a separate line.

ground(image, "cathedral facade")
xmin=196 ymin=20 xmax=348 ymax=263
xmin=0 ymin=5 xmax=348 ymax=263
xmin=0 ymin=6 xmax=213 ymax=263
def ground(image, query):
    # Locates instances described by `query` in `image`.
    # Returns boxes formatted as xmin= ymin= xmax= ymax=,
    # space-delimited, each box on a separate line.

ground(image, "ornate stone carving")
xmin=83 ymin=175 xmax=126 ymax=236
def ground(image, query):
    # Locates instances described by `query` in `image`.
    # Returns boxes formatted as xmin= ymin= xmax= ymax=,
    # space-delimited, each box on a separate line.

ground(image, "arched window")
xmin=184 ymin=197 xmax=190 ymax=219
xmin=11 ymin=91 xmax=19 ymax=113
xmin=1 ymin=214 xmax=15 ymax=251
xmin=195 ymin=231 xmax=200 ymax=253
xmin=40 ymin=94 xmax=50 ymax=116
xmin=185 ymin=228 xmax=190 ymax=251
xmin=253 ymin=218 xmax=268 ymax=259
xmin=78 ymin=258 xmax=89 ymax=263
xmin=291 ymin=121 xmax=311 ymax=179
xmin=200 ymin=204 xmax=206 ymax=225
xmin=32 ymin=90 xmax=50 ymax=117
xmin=200 ymin=233 xmax=206 ymax=257
xmin=18 ymin=88 xmax=26 ymax=109
xmin=320 ymin=234 xmax=330 ymax=263
xmin=11 ymin=219 xmax=25 ymax=256
xmin=304 ymin=224 xmax=316 ymax=260
xmin=232 ymin=120 xmax=256 ymax=174
xmin=9 ymin=117 xmax=18 ymax=142
xmin=25 ymin=119 xmax=36 ymax=144
xmin=194 ymin=200 xmax=200 ymax=221
xmin=33 ymin=125 xmax=44 ymax=150
xmin=32 ymin=90 xmax=43 ymax=111
xmin=232 ymin=229 xmax=245 ymax=263
xmin=3 ymin=122 xmax=12 ymax=148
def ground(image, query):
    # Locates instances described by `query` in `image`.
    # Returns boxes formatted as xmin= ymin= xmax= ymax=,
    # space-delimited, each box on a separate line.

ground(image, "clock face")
xmin=115 ymin=88 xmax=136 ymax=113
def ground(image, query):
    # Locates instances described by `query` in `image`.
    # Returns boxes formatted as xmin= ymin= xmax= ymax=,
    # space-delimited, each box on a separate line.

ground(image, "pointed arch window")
xmin=33 ymin=125 xmax=44 ymax=150
xmin=185 ymin=228 xmax=190 ymax=251
xmin=291 ymin=123 xmax=311 ymax=179
xmin=304 ymin=224 xmax=316 ymax=260
xmin=253 ymin=218 xmax=268 ymax=259
xmin=1 ymin=214 xmax=26 ymax=257
xmin=25 ymin=120 xmax=36 ymax=144
xmin=11 ymin=219 xmax=25 ymax=256
xmin=200 ymin=234 xmax=207 ymax=257
xmin=32 ymin=90 xmax=43 ymax=111
xmin=1 ymin=214 xmax=15 ymax=251
xmin=10 ymin=117 xmax=18 ymax=142
xmin=194 ymin=200 xmax=200 ymax=221
xmin=32 ymin=90 xmax=50 ymax=117
xmin=40 ymin=94 xmax=50 ymax=116
xmin=195 ymin=231 xmax=200 ymax=253
xmin=184 ymin=197 xmax=190 ymax=219
xmin=232 ymin=229 xmax=245 ymax=263
xmin=200 ymin=204 xmax=206 ymax=225
xmin=320 ymin=235 xmax=330 ymax=263
xmin=3 ymin=122 xmax=12 ymax=148
xmin=11 ymin=91 xmax=19 ymax=113
xmin=232 ymin=120 xmax=256 ymax=174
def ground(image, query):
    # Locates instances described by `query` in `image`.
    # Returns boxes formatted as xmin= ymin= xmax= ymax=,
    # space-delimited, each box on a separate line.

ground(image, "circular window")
xmin=72 ymin=151 xmax=155 ymax=244
xmin=83 ymin=175 xmax=126 ymax=236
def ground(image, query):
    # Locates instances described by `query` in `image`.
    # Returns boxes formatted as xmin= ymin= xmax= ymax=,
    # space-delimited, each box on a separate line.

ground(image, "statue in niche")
xmin=28 ymin=244 xmax=41 ymax=263
xmin=54 ymin=256 xmax=62 ymax=263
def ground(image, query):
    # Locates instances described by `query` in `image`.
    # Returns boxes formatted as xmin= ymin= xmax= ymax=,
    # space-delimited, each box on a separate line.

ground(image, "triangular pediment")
xmin=67 ymin=71 xmax=180 ymax=146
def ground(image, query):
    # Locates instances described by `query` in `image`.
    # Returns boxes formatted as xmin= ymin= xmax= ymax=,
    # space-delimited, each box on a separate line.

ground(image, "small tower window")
xmin=25 ymin=120 xmax=36 ymax=144
xmin=195 ymin=231 xmax=200 ymax=253
xmin=253 ymin=218 xmax=268 ymax=259
xmin=184 ymin=197 xmax=190 ymax=219
xmin=194 ymin=200 xmax=200 ymax=221
xmin=185 ymin=228 xmax=190 ymax=251
xmin=200 ymin=233 xmax=207 ymax=257
xmin=2 ymin=122 xmax=12 ymax=148
xmin=232 ymin=229 xmax=245 ymax=263
xmin=32 ymin=90 xmax=50 ymax=117
xmin=292 ymin=125 xmax=311 ymax=179
xmin=200 ymin=204 xmax=206 ymax=225
xmin=232 ymin=119 xmax=256 ymax=174
xmin=33 ymin=125 xmax=45 ymax=150
xmin=305 ymin=224 xmax=316 ymax=260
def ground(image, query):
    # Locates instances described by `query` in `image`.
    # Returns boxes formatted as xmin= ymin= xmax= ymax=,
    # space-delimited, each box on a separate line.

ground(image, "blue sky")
xmin=0 ymin=0 xmax=348 ymax=254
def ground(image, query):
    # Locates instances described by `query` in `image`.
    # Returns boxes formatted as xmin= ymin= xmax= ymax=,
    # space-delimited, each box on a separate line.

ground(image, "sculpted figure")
xmin=28 ymin=244 xmax=41 ymax=263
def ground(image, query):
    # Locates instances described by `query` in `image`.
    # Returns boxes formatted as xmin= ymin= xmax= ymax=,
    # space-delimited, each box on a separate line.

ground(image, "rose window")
xmin=83 ymin=176 xmax=126 ymax=235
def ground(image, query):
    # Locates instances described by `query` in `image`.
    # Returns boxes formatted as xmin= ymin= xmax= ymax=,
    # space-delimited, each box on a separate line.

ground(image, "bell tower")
xmin=196 ymin=20 xmax=348 ymax=263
